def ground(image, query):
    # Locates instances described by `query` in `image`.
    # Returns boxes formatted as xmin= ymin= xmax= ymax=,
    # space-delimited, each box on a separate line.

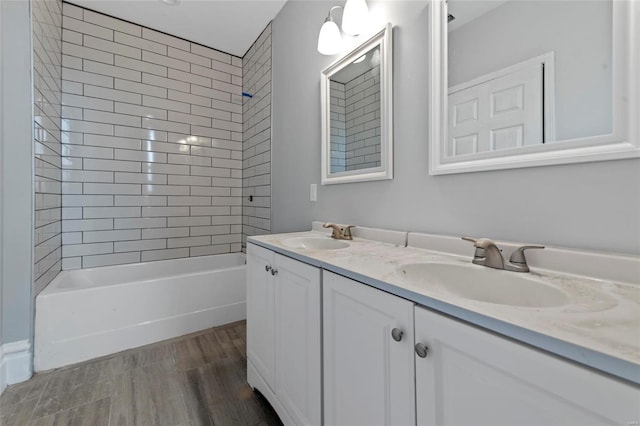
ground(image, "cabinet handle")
xmin=265 ymin=265 xmax=271 ymax=272
xmin=271 ymin=268 xmax=278 ymax=276
xmin=391 ymin=328 xmax=403 ymax=342
xmin=415 ymin=343 xmax=429 ymax=358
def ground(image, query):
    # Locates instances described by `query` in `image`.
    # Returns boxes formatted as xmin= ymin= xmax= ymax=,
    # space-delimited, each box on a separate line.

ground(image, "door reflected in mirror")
xmin=329 ymin=46 xmax=382 ymax=173
xmin=447 ymin=0 xmax=613 ymax=159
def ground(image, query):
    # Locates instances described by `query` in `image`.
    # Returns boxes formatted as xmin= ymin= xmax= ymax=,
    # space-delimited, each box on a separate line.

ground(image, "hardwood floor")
xmin=0 ymin=321 xmax=282 ymax=426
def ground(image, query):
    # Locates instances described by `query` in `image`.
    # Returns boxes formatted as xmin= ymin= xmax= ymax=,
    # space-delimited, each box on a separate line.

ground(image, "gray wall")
xmin=448 ymin=0 xmax=612 ymax=141
xmin=1 ymin=0 xmax=35 ymax=345
xmin=271 ymin=0 xmax=640 ymax=255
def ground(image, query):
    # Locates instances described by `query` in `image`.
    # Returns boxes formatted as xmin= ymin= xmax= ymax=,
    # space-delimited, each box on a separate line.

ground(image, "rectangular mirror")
xmin=428 ymin=0 xmax=639 ymax=174
xmin=321 ymin=24 xmax=393 ymax=184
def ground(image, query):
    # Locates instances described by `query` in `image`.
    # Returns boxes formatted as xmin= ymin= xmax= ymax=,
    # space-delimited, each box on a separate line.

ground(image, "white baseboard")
xmin=0 ymin=340 xmax=33 ymax=394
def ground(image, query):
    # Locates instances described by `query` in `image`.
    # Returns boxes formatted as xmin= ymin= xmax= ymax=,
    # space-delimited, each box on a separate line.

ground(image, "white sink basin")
xmin=397 ymin=262 xmax=570 ymax=308
xmin=282 ymin=237 xmax=349 ymax=250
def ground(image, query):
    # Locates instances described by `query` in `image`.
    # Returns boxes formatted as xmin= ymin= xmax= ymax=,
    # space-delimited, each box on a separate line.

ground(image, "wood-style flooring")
xmin=0 ymin=321 xmax=282 ymax=426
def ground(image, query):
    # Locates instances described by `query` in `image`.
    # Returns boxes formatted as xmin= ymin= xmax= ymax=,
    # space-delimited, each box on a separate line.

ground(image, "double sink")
xmin=281 ymin=236 xmax=569 ymax=308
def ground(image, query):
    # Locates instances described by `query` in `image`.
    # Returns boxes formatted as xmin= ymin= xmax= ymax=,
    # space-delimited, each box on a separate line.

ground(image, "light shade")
xmin=342 ymin=0 xmax=369 ymax=36
xmin=318 ymin=18 xmax=343 ymax=55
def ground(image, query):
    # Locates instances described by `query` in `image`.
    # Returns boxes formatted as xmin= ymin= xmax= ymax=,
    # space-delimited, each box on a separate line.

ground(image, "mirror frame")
xmin=428 ymin=0 xmax=639 ymax=175
xmin=321 ymin=23 xmax=393 ymax=185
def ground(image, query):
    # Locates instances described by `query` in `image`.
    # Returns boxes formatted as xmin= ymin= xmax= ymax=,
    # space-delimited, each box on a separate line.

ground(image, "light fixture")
xmin=342 ymin=0 xmax=369 ymax=36
xmin=317 ymin=0 xmax=369 ymax=55
xmin=318 ymin=6 xmax=344 ymax=56
xmin=353 ymin=54 xmax=366 ymax=64
xmin=160 ymin=0 xmax=181 ymax=5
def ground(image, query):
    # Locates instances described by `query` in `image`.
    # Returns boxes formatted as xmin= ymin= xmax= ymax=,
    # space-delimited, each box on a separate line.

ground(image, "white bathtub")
xmin=34 ymin=253 xmax=246 ymax=371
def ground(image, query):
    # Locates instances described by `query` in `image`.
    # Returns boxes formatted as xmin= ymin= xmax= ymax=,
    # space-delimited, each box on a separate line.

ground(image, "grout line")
xmin=62 ymin=1 xmax=242 ymax=61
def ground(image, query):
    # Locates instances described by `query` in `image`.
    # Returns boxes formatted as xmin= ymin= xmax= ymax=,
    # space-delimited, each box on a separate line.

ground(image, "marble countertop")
xmin=248 ymin=231 xmax=640 ymax=386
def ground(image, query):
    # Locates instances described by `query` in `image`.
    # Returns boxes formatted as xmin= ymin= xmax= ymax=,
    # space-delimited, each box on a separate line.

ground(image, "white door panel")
xmin=448 ymin=58 xmax=546 ymax=158
xmin=323 ymin=271 xmax=415 ymax=426
xmin=274 ymin=254 xmax=321 ymax=426
xmin=415 ymin=306 xmax=640 ymax=426
xmin=246 ymin=244 xmax=276 ymax=392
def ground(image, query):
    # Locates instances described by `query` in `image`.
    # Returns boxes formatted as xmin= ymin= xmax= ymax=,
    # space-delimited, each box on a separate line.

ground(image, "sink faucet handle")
xmin=509 ymin=245 xmax=545 ymax=265
xmin=462 ymin=237 xmax=498 ymax=249
xmin=462 ymin=237 xmax=502 ymax=257
xmin=461 ymin=236 xmax=478 ymax=245
xmin=462 ymin=237 xmax=506 ymax=270
xmin=462 ymin=237 xmax=490 ymax=260
xmin=323 ymin=223 xmax=341 ymax=239
xmin=342 ymin=225 xmax=355 ymax=240
xmin=323 ymin=223 xmax=355 ymax=240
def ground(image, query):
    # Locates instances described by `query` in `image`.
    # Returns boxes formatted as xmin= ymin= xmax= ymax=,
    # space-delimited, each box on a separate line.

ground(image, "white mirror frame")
xmin=321 ymin=24 xmax=393 ymax=185
xmin=428 ymin=0 xmax=639 ymax=175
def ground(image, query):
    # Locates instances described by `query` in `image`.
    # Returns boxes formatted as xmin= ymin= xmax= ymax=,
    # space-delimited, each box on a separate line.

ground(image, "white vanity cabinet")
xmin=247 ymin=236 xmax=639 ymax=426
xmin=246 ymin=243 xmax=322 ymax=426
xmin=247 ymin=243 xmax=276 ymax=390
xmin=323 ymin=271 xmax=416 ymax=426
xmin=414 ymin=306 xmax=640 ymax=426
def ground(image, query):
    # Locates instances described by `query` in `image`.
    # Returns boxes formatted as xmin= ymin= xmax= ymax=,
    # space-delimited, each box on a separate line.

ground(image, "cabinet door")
xmin=415 ymin=306 xmax=640 ymax=426
xmin=323 ymin=271 xmax=415 ymax=426
xmin=274 ymin=254 xmax=322 ymax=426
xmin=246 ymin=243 xmax=276 ymax=391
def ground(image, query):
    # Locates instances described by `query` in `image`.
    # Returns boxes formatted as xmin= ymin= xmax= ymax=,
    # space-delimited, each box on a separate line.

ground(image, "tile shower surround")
xmin=329 ymin=80 xmax=347 ymax=173
xmin=60 ymin=3 xmax=245 ymax=269
xmin=344 ymin=66 xmax=381 ymax=171
xmin=328 ymin=67 xmax=381 ymax=173
xmin=33 ymin=0 xmax=63 ymax=295
xmin=242 ymin=24 xmax=272 ymax=246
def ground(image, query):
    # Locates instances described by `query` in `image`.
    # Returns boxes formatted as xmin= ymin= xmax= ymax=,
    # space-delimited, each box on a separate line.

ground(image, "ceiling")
xmin=67 ymin=0 xmax=288 ymax=57
xmin=448 ymin=0 xmax=509 ymax=32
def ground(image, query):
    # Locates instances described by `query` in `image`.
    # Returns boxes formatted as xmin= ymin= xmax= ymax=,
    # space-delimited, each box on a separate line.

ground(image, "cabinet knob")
xmin=271 ymin=268 xmax=278 ymax=276
xmin=415 ymin=343 xmax=429 ymax=358
xmin=391 ymin=328 xmax=403 ymax=342
xmin=265 ymin=265 xmax=271 ymax=272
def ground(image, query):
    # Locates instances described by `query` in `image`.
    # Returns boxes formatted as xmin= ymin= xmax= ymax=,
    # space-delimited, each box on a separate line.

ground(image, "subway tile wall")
xmin=329 ymin=81 xmax=347 ymax=173
xmin=33 ymin=0 xmax=63 ymax=294
xmin=344 ymin=66 xmax=381 ymax=171
xmin=242 ymin=23 xmax=272 ymax=246
xmin=60 ymin=3 xmax=244 ymax=269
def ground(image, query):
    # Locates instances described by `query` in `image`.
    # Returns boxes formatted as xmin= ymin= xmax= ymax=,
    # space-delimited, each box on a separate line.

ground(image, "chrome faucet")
xmin=462 ymin=237 xmax=544 ymax=273
xmin=323 ymin=223 xmax=355 ymax=240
